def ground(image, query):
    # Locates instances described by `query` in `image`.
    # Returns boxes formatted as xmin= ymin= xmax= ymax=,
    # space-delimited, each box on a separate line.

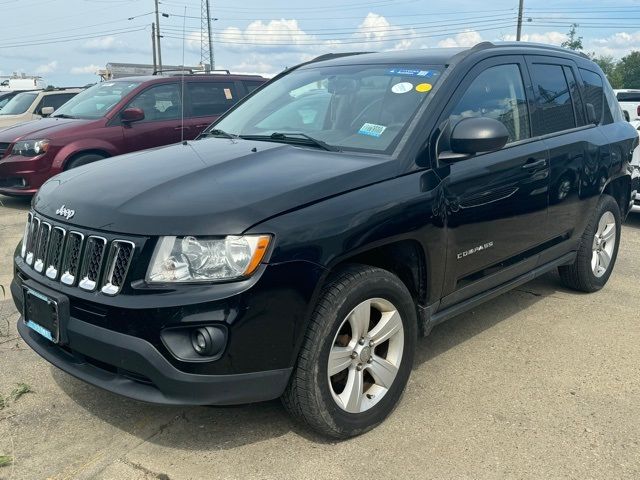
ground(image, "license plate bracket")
xmin=22 ymin=285 xmax=68 ymax=344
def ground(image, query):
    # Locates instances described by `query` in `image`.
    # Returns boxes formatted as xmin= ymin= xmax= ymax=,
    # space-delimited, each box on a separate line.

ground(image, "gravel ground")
xmin=1 ymin=195 xmax=639 ymax=480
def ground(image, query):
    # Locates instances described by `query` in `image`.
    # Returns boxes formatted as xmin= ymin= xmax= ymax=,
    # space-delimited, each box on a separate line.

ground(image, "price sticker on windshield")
xmin=359 ymin=123 xmax=387 ymax=138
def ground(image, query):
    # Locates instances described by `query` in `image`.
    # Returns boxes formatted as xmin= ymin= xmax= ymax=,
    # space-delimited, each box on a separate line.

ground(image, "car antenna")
xmin=180 ymin=5 xmax=187 ymax=146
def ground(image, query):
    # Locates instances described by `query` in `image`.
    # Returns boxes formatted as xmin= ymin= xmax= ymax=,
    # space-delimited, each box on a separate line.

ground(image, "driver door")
xmin=437 ymin=56 xmax=551 ymax=307
xmin=120 ymin=83 xmax=185 ymax=153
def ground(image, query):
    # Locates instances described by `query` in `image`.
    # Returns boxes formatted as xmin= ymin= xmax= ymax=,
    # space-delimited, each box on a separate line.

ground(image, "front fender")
xmin=52 ymin=138 xmax=121 ymax=170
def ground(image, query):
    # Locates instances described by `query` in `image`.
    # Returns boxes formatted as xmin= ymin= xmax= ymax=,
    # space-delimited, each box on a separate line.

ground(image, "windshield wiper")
xmin=201 ymin=128 xmax=238 ymax=139
xmin=239 ymin=132 xmax=340 ymax=152
xmin=52 ymin=114 xmax=76 ymax=119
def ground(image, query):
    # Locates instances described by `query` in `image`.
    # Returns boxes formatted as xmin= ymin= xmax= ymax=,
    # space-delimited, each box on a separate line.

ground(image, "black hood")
xmin=34 ymin=138 xmax=398 ymax=235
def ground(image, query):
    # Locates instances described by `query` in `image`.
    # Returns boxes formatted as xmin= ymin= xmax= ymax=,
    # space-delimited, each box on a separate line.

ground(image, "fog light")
xmin=191 ymin=326 xmax=225 ymax=357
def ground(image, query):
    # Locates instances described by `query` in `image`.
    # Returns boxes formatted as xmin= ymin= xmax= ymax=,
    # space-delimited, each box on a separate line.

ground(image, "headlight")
xmin=146 ymin=235 xmax=272 ymax=283
xmin=12 ymin=139 xmax=50 ymax=157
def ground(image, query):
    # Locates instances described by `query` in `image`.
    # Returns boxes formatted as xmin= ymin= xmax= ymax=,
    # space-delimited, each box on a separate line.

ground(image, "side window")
xmin=243 ymin=81 xmax=264 ymax=94
xmin=563 ymin=67 xmax=585 ymax=126
xmin=616 ymin=92 xmax=640 ymax=102
xmin=449 ymin=64 xmax=530 ymax=143
xmin=579 ymin=68 xmax=605 ymax=124
xmin=42 ymin=93 xmax=76 ymax=112
xmin=126 ymin=84 xmax=182 ymax=122
xmin=530 ymin=64 xmax=576 ymax=135
xmin=187 ymin=82 xmax=237 ymax=117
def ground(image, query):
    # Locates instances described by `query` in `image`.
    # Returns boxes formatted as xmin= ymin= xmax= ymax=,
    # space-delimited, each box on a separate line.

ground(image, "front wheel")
xmin=558 ymin=194 xmax=621 ymax=292
xmin=282 ymin=265 xmax=417 ymax=439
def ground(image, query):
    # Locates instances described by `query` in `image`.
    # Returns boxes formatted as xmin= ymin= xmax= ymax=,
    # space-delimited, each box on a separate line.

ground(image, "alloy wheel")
xmin=591 ymin=211 xmax=616 ymax=278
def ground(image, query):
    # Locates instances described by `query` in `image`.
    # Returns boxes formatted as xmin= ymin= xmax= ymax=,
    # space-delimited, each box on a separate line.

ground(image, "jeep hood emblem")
xmin=55 ymin=205 xmax=75 ymax=220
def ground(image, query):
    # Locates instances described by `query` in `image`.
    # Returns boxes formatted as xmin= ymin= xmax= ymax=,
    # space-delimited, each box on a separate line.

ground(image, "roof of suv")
xmin=108 ymin=73 xmax=267 ymax=84
xmin=307 ymin=42 xmax=591 ymax=68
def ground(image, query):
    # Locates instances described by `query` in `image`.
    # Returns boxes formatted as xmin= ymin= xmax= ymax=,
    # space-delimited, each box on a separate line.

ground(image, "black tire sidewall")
xmin=66 ymin=154 xmax=105 ymax=170
xmin=310 ymin=269 xmax=417 ymax=436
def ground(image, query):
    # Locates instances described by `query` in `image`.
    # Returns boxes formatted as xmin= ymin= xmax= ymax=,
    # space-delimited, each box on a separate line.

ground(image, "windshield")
xmin=212 ymin=64 xmax=442 ymax=153
xmin=53 ymin=81 xmax=141 ymax=119
xmin=0 ymin=92 xmax=38 ymax=115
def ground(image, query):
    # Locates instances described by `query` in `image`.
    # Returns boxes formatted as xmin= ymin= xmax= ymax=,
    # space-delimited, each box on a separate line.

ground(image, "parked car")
xmin=11 ymin=43 xmax=637 ymax=438
xmin=0 ymin=88 xmax=83 ymax=129
xmin=0 ymin=74 xmax=266 ymax=195
xmin=614 ymin=89 xmax=640 ymax=121
xmin=0 ymin=90 xmax=39 ymax=111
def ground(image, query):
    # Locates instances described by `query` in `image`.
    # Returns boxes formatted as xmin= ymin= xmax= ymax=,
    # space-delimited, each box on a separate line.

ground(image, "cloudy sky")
xmin=1 ymin=0 xmax=640 ymax=86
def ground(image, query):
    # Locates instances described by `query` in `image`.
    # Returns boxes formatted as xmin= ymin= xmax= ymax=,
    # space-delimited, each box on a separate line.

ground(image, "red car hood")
xmin=0 ymin=117 xmax=94 ymax=141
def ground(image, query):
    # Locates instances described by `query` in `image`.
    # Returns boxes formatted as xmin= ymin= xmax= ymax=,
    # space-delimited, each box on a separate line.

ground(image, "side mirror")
xmin=439 ymin=117 xmax=509 ymax=162
xmin=121 ymin=107 xmax=145 ymax=124
xmin=41 ymin=106 xmax=55 ymax=117
xmin=585 ymin=103 xmax=598 ymax=124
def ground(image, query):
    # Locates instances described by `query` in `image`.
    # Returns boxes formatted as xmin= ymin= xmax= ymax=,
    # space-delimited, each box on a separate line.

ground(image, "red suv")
xmin=0 ymin=73 xmax=266 ymax=196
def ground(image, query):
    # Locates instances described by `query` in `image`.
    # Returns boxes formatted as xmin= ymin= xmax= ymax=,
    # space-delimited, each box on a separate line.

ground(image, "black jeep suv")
xmin=11 ymin=42 xmax=638 ymax=438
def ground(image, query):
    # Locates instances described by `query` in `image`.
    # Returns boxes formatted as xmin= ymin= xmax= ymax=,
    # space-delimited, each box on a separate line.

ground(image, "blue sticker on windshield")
xmin=387 ymin=68 xmax=439 ymax=78
xmin=359 ymin=123 xmax=387 ymax=138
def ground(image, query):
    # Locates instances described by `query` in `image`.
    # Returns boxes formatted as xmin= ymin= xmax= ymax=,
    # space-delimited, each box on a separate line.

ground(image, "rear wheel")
xmin=558 ymin=194 xmax=621 ymax=292
xmin=65 ymin=153 xmax=106 ymax=170
xmin=282 ymin=265 xmax=417 ymax=438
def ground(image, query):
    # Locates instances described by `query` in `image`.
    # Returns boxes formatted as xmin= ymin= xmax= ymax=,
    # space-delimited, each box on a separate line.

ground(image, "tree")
xmin=591 ymin=55 xmax=622 ymax=88
xmin=616 ymin=51 xmax=640 ymax=89
xmin=561 ymin=23 xmax=583 ymax=51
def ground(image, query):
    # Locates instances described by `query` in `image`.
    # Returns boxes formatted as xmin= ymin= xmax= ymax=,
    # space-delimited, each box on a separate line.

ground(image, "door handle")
xmin=195 ymin=124 xmax=209 ymax=128
xmin=521 ymin=158 xmax=547 ymax=170
xmin=174 ymin=126 xmax=189 ymax=130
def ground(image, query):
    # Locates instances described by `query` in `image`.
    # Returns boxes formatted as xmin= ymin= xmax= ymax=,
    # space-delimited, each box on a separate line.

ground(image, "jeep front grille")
xmin=20 ymin=213 xmax=136 ymax=296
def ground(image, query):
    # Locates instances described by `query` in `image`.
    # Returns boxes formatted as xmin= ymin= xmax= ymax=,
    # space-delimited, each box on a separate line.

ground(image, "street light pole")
xmin=516 ymin=0 xmax=524 ymax=41
xmin=151 ymin=22 xmax=157 ymax=72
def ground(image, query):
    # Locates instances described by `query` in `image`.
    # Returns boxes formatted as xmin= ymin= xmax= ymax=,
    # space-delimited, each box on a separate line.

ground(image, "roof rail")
xmin=153 ymin=68 xmax=196 ymax=75
xmin=489 ymin=41 xmax=590 ymax=59
xmin=309 ymin=52 xmax=374 ymax=64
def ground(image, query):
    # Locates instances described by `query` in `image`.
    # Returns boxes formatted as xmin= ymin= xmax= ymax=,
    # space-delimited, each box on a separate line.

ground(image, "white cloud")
xmin=80 ymin=35 xmax=139 ymax=53
xmin=35 ymin=60 xmax=57 ymax=74
xmin=588 ymin=31 xmax=640 ymax=58
xmin=503 ymin=31 xmax=567 ymax=45
xmin=437 ymin=30 xmax=483 ymax=48
xmin=70 ymin=64 xmax=100 ymax=75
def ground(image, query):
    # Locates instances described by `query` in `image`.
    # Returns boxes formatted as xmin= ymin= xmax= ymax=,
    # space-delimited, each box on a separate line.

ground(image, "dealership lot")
xmin=1 ymin=195 xmax=639 ymax=479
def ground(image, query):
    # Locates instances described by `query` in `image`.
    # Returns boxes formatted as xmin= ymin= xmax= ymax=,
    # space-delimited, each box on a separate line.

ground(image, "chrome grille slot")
xmin=78 ymin=236 xmax=107 ymax=291
xmin=101 ymin=241 xmax=135 ymax=296
xmin=33 ymin=222 xmax=51 ymax=273
xmin=20 ymin=212 xmax=32 ymax=258
xmin=61 ymin=232 xmax=84 ymax=286
xmin=46 ymin=227 xmax=66 ymax=279
xmin=25 ymin=217 xmax=40 ymax=266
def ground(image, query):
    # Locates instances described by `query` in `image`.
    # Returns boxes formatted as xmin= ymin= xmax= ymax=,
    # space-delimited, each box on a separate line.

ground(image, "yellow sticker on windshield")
xmin=415 ymin=83 xmax=432 ymax=93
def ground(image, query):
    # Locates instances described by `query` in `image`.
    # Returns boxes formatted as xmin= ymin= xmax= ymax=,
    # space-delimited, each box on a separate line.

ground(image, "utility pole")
xmin=151 ymin=22 xmax=157 ymax=72
xmin=154 ymin=0 xmax=163 ymax=71
xmin=516 ymin=0 xmax=524 ymax=41
xmin=206 ymin=0 xmax=214 ymax=70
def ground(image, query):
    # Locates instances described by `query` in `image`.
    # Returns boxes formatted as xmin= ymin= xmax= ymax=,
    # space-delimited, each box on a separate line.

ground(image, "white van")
xmin=0 ymin=88 xmax=82 ymax=128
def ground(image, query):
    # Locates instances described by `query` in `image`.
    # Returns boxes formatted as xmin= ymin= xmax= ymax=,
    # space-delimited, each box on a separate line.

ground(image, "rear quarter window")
xmin=616 ymin=92 xmax=640 ymax=102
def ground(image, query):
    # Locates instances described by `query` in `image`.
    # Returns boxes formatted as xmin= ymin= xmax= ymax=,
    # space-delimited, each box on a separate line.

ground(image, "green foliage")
xmin=591 ymin=55 xmax=623 ymax=88
xmin=561 ymin=23 xmax=583 ymax=51
xmin=10 ymin=383 xmax=32 ymax=402
xmin=615 ymin=51 xmax=640 ymax=89
xmin=0 ymin=456 xmax=12 ymax=467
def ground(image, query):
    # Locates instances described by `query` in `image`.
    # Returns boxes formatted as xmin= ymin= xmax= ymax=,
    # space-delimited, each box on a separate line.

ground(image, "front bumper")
xmin=0 ymin=153 xmax=57 ymax=195
xmin=12 ymin=254 xmax=325 ymax=405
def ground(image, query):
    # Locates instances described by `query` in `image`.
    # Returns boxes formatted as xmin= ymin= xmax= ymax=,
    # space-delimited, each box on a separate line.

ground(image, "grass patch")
xmin=0 ymin=455 xmax=12 ymax=467
xmin=10 ymin=383 xmax=31 ymax=402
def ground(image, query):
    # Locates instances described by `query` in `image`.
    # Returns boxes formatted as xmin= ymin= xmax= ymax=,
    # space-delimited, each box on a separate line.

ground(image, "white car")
xmin=0 ymin=88 xmax=82 ymax=128
xmin=614 ymin=89 xmax=640 ymax=121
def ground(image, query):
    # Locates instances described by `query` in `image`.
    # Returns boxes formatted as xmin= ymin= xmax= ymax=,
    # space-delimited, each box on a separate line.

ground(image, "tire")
xmin=558 ymin=194 xmax=621 ymax=293
xmin=65 ymin=153 xmax=106 ymax=170
xmin=282 ymin=264 xmax=417 ymax=439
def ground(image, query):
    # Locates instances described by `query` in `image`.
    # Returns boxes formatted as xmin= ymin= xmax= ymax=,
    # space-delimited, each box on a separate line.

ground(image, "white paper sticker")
xmin=391 ymin=82 xmax=413 ymax=94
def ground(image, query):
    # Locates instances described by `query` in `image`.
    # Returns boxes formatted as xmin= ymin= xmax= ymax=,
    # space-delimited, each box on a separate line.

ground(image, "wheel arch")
xmin=603 ymin=174 xmax=631 ymax=217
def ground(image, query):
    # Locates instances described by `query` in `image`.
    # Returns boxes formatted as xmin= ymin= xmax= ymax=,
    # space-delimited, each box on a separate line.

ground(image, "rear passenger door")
xmin=184 ymin=81 xmax=239 ymax=137
xmin=525 ymin=56 xmax=611 ymax=262
xmin=438 ymin=56 xmax=550 ymax=307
